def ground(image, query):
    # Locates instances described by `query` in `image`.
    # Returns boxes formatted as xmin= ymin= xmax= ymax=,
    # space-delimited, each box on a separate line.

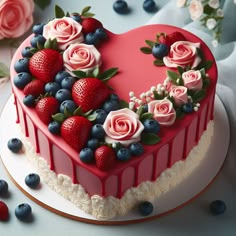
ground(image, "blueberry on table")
xmin=143 ymin=0 xmax=157 ymax=13
xmin=0 ymin=180 xmax=8 ymax=195
xmin=138 ymin=201 xmax=154 ymax=216
xmin=7 ymin=138 xmax=23 ymax=153
xmin=113 ymin=0 xmax=129 ymax=14
xmin=210 ymin=200 xmax=226 ymax=215
xmin=25 ymin=173 xmax=40 ymax=189
xmin=15 ymin=203 xmax=32 ymax=221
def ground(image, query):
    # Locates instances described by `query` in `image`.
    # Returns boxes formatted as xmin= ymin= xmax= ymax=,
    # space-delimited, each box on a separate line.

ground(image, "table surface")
xmin=0 ymin=1 xmax=236 ymax=235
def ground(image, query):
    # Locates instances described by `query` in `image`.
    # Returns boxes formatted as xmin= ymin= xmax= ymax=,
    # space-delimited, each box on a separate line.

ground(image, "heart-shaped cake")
xmin=10 ymin=6 xmax=217 ymax=220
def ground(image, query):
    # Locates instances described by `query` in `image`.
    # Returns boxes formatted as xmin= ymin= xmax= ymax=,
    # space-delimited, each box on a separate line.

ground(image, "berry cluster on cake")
xmin=10 ymin=5 xmax=217 ymax=220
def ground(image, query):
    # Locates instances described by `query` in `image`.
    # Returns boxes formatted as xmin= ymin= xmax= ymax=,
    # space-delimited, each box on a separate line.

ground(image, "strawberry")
xmin=23 ymin=79 xmax=45 ymax=97
xmin=158 ymin=31 xmax=186 ymax=47
xmin=72 ymin=77 xmax=111 ymax=113
xmin=61 ymin=116 xmax=92 ymax=151
xmin=94 ymin=145 xmax=116 ymax=171
xmin=29 ymin=49 xmax=63 ymax=83
xmin=81 ymin=18 xmax=103 ymax=34
xmin=0 ymin=201 xmax=9 ymax=221
xmin=36 ymin=97 xmax=59 ymax=124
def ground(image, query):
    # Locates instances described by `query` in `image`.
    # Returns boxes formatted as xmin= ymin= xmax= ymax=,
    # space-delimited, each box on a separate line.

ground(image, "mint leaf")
xmin=167 ymin=70 xmax=180 ymax=82
xmin=153 ymin=59 xmax=164 ymax=66
xmin=34 ymin=0 xmax=51 ymax=10
xmin=192 ymin=90 xmax=206 ymax=102
xmin=145 ymin=40 xmax=156 ymax=48
xmin=55 ymin=5 xmax=65 ymax=18
xmin=99 ymin=67 xmax=118 ymax=82
xmin=73 ymin=70 xmax=87 ymax=78
xmin=140 ymin=47 xmax=152 ymax=54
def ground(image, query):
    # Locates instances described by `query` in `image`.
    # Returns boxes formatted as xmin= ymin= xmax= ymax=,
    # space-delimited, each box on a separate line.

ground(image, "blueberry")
xmin=13 ymin=72 xmax=32 ymax=89
xmin=48 ymin=121 xmax=61 ymax=134
xmin=210 ymin=200 xmax=226 ymax=215
xmin=14 ymin=58 xmax=29 ymax=73
xmin=130 ymin=143 xmax=144 ymax=156
xmin=23 ymin=95 xmax=35 ymax=107
xmin=55 ymin=89 xmax=72 ymax=103
xmin=0 ymin=180 xmax=8 ymax=195
xmin=25 ymin=173 xmax=40 ymax=189
xmin=85 ymin=32 xmax=99 ymax=45
xmin=182 ymin=103 xmax=193 ymax=113
xmin=138 ymin=201 xmax=154 ymax=216
xmin=143 ymin=0 xmax=157 ymax=12
xmin=44 ymin=82 xmax=61 ymax=96
xmin=60 ymin=100 xmax=77 ymax=114
xmin=91 ymin=124 xmax=105 ymax=140
xmin=93 ymin=109 xmax=107 ymax=124
xmin=94 ymin=28 xmax=107 ymax=40
xmin=15 ymin=203 xmax=32 ymax=221
xmin=152 ymin=43 xmax=169 ymax=59
xmin=113 ymin=0 xmax=129 ymax=14
xmin=79 ymin=148 xmax=94 ymax=163
xmin=32 ymin=23 xmax=45 ymax=35
xmin=61 ymin=76 xmax=76 ymax=90
xmin=21 ymin=46 xmax=34 ymax=58
xmin=55 ymin=71 xmax=71 ymax=84
xmin=7 ymin=138 xmax=23 ymax=153
xmin=143 ymin=119 xmax=160 ymax=134
xmin=102 ymin=100 xmax=120 ymax=113
xmin=87 ymin=138 xmax=100 ymax=150
xmin=117 ymin=148 xmax=131 ymax=161
xmin=71 ymin=13 xmax=81 ymax=23
xmin=109 ymin=93 xmax=120 ymax=102
xmin=30 ymin=34 xmax=46 ymax=48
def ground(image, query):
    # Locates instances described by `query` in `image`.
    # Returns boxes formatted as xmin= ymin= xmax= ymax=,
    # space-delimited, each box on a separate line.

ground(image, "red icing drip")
xmin=117 ymin=172 xmax=123 ymax=198
xmin=152 ymin=151 xmax=158 ymax=181
xmin=14 ymin=95 xmax=20 ymax=123
xmin=48 ymin=141 xmax=54 ymax=171
xmin=22 ymin=112 xmax=29 ymax=137
xmin=33 ymin=124 xmax=40 ymax=153
xmin=183 ymin=127 xmax=189 ymax=160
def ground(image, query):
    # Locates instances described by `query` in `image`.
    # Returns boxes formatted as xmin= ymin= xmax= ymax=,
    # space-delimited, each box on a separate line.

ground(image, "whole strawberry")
xmin=23 ymin=79 xmax=45 ymax=97
xmin=159 ymin=31 xmax=186 ymax=48
xmin=36 ymin=97 xmax=59 ymax=124
xmin=0 ymin=201 xmax=9 ymax=221
xmin=81 ymin=18 xmax=103 ymax=34
xmin=72 ymin=78 xmax=111 ymax=113
xmin=29 ymin=49 xmax=63 ymax=83
xmin=94 ymin=145 xmax=116 ymax=171
xmin=61 ymin=116 xmax=92 ymax=151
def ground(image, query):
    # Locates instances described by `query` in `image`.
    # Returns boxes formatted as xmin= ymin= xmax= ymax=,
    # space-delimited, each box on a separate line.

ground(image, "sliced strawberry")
xmin=23 ymin=79 xmax=45 ymax=97
xmin=94 ymin=145 xmax=116 ymax=171
xmin=81 ymin=18 xmax=103 ymax=34
xmin=72 ymin=77 xmax=110 ymax=113
xmin=36 ymin=97 xmax=59 ymax=124
xmin=0 ymin=201 xmax=9 ymax=221
xmin=61 ymin=116 xmax=92 ymax=151
xmin=29 ymin=49 xmax=63 ymax=83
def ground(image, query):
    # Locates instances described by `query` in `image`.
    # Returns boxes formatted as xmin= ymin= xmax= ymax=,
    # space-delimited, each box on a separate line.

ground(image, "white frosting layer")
xmin=20 ymin=121 xmax=214 ymax=220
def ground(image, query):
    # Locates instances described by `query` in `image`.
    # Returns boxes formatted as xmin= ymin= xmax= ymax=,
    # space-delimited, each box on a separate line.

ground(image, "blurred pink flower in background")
xmin=0 ymin=0 xmax=34 ymax=40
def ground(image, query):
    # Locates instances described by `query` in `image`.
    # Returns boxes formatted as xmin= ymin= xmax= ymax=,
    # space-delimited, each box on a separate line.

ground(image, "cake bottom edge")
xmin=20 ymin=121 xmax=214 ymax=220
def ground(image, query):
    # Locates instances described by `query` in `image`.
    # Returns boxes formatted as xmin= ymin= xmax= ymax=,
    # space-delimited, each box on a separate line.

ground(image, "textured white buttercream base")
xmin=21 ymin=121 xmax=214 ymax=220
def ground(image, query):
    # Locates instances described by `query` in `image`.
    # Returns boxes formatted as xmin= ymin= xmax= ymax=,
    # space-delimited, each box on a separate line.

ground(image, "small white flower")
xmin=177 ymin=0 xmax=187 ymax=8
xmin=206 ymin=18 xmax=217 ymax=30
xmin=208 ymin=0 xmax=220 ymax=9
xmin=189 ymin=0 xmax=204 ymax=21
xmin=129 ymin=91 xmax=134 ymax=97
xmin=216 ymin=8 xmax=224 ymax=17
xmin=212 ymin=39 xmax=219 ymax=47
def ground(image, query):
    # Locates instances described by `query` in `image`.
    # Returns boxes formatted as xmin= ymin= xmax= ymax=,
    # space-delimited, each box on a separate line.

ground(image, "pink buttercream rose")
xmin=169 ymin=86 xmax=188 ymax=106
xmin=103 ymin=108 xmax=144 ymax=146
xmin=43 ymin=17 xmax=84 ymax=50
xmin=182 ymin=70 xmax=203 ymax=91
xmin=0 ymin=0 xmax=34 ymax=39
xmin=148 ymin=99 xmax=176 ymax=126
xmin=63 ymin=43 xmax=102 ymax=75
xmin=163 ymin=41 xmax=201 ymax=68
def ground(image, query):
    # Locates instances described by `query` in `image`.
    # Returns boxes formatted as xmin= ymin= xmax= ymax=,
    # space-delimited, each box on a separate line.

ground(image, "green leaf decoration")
xmin=153 ymin=59 xmax=164 ymax=66
xmin=73 ymin=106 xmax=83 ymax=116
xmin=153 ymin=90 xmax=164 ymax=100
xmin=196 ymin=47 xmax=204 ymax=61
xmin=55 ymin=5 xmax=65 ymax=18
xmin=177 ymin=66 xmax=185 ymax=75
xmin=66 ymin=12 xmax=70 ymax=17
xmin=175 ymin=107 xmax=185 ymax=119
xmin=140 ymin=47 xmax=152 ymax=54
xmin=145 ymin=40 xmax=156 ymax=48
xmin=203 ymin=60 xmax=213 ymax=70
xmin=141 ymin=133 xmax=161 ymax=145
xmin=82 ymin=12 xmax=95 ymax=18
xmin=200 ymin=68 xmax=206 ymax=78
xmin=81 ymin=6 xmax=95 ymax=18
xmin=92 ymin=67 xmax=100 ymax=78
xmin=52 ymin=113 xmax=66 ymax=123
xmin=0 ymin=63 xmax=9 ymax=78
xmin=136 ymin=105 xmax=145 ymax=117
xmin=167 ymin=70 xmax=180 ymax=82
xmin=87 ymin=114 xmax=97 ymax=122
xmin=192 ymin=90 xmax=206 ymax=102
xmin=73 ymin=70 xmax=87 ymax=78
xmin=119 ymin=99 xmax=129 ymax=109
xmin=98 ymin=67 xmax=118 ymax=82
xmin=203 ymin=78 xmax=210 ymax=89
xmin=140 ymin=113 xmax=153 ymax=123
xmin=34 ymin=0 xmax=51 ymax=10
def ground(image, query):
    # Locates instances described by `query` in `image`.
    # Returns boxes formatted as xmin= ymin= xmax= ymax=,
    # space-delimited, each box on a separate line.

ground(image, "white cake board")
xmin=0 ymin=95 xmax=230 ymax=225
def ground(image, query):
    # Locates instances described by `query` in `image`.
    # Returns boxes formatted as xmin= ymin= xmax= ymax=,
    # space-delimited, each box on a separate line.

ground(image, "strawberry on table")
xmin=61 ymin=116 xmax=92 ymax=151
xmin=94 ymin=145 xmax=116 ymax=171
xmin=36 ymin=97 xmax=59 ymax=124
xmin=0 ymin=201 xmax=9 ymax=221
